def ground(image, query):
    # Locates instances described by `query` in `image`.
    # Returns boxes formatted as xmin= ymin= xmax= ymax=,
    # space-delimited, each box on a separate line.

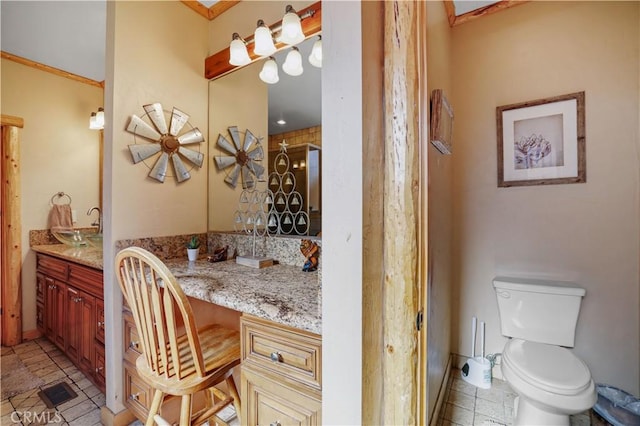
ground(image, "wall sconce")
xmin=280 ymin=5 xmax=305 ymax=45
xmin=282 ymin=47 xmax=303 ymax=76
xmin=293 ymin=161 xmax=299 ymax=169
xmin=299 ymin=159 xmax=306 ymax=169
xmin=229 ymin=33 xmax=251 ymax=66
xmin=254 ymin=20 xmax=276 ymax=56
xmin=308 ymin=36 xmax=322 ymax=68
xmin=89 ymin=107 xmax=104 ymax=130
xmin=259 ymin=57 xmax=279 ymax=84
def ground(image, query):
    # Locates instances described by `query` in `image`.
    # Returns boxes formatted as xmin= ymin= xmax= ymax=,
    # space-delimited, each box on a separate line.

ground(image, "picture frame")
xmin=497 ymin=91 xmax=585 ymax=187
xmin=430 ymin=89 xmax=454 ymax=155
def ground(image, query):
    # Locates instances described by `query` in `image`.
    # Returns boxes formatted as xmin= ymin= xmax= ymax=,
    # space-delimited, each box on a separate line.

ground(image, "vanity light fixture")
xmin=308 ymin=36 xmax=322 ymax=68
xmin=229 ymin=33 xmax=251 ymax=66
xmin=254 ymin=20 xmax=277 ymax=56
xmin=259 ymin=57 xmax=279 ymax=84
xmin=282 ymin=47 xmax=303 ymax=76
xmin=89 ymin=107 xmax=104 ymax=130
xmin=299 ymin=159 xmax=306 ymax=169
xmin=280 ymin=5 xmax=305 ymax=45
xmin=293 ymin=161 xmax=299 ymax=169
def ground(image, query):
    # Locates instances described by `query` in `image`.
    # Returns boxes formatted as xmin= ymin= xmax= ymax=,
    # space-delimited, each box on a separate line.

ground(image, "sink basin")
xmin=85 ymin=233 xmax=103 ymax=250
xmin=52 ymin=229 xmax=100 ymax=248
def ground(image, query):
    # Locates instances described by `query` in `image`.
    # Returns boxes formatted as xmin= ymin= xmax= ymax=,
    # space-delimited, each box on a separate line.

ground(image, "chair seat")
xmin=136 ymin=323 xmax=241 ymax=396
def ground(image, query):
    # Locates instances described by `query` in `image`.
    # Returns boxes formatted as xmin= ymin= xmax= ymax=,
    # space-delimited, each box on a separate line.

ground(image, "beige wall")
xmin=451 ymin=2 xmax=639 ymax=394
xmin=208 ymin=62 xmax=267 ymax=231
xmin=425 ymin=0 xmax=453 ymax=418
xmin=1 ymin=59 xmax=102 ymax=333
xmin=103 ymin=0 xmax=209 ymax=412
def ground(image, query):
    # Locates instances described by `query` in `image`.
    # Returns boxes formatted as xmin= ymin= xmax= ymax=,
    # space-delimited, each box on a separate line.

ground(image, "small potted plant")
xmin=186 ymin=235 xmax=200 ymax=261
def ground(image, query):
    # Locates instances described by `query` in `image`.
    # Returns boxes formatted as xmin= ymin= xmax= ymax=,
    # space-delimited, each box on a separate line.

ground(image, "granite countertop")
xmin=31 ymin=244 xmax=103 ymax=270
xmin=164 ymin=259 xmax=322 ymax=335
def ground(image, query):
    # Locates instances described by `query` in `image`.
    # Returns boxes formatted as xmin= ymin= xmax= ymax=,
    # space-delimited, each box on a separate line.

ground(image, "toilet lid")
xmin=504 ymin=339 xmax=592 ymax=396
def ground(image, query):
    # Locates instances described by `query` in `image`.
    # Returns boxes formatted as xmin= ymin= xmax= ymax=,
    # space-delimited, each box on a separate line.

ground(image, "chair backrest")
xmin=115 ymin=247 xmax=206 ymax=380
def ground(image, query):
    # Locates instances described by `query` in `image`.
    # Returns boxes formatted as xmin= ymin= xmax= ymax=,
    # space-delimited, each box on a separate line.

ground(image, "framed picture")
xmin=497 ymin=91 xmax=585 ymax=187
xmin=430 ymin=89 xmax=453 ymax=155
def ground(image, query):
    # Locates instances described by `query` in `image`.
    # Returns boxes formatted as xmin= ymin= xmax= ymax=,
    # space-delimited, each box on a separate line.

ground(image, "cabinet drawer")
xmin=37 ymin=254 xmax=69 ymax=281
xmin=241 ymin=315 xmax=321 ymax=391
xmin=123 ymin=311 xmax=142 ymax=364
xmin=124 ymin=362 xmax=153 ymax=419
xmin=242 ymin=368 xmax=321 ymax=426
xmin=68 ymin=264 xmax=103 ymax=298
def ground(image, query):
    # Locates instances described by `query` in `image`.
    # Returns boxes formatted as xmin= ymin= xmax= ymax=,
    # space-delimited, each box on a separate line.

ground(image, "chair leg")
xmin=179 ymin=394 xmax=192 ymax=426
xmin=225 ymin=375 xmax=241 ymax=422
xmin=146 ymin=389 xmax=164 ymax=426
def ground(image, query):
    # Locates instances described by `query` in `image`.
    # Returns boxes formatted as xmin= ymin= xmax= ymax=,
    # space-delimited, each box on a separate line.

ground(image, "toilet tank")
xmin=493 ymin=276 xmax=586 ymax=347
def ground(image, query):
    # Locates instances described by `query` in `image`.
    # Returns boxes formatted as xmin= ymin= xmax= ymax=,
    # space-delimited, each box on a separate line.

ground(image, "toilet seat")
xmin=503 ymin=339 xmax=592 ymax=396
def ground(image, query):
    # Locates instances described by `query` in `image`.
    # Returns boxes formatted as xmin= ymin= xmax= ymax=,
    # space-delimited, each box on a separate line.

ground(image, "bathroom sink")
xmin=84 ymin=232 xmax=103 ymax=250
xmin=52 ymin=229 xmax=100 ymax=248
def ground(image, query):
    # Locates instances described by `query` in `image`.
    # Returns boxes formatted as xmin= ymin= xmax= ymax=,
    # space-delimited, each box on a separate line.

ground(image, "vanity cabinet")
xmin=241 ymin=315 xmax=322 ymax=425
xmin=36 ymin=254 xmax=105 ymax=393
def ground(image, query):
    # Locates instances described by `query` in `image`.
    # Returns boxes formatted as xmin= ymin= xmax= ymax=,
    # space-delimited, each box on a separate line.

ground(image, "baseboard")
xmin=22 ymin=329 xmax=42 ymax=341
xmin=100 ymin=406 xmax=136 ymax=426
xmin=429 ymin=354 xmax=453 ymax=426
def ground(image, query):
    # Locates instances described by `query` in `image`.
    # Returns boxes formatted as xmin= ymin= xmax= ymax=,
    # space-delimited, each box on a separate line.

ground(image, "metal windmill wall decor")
xmin=125 ymin=103 xmax=205 ymax=183
xmin=214 ymin=126 xmax=265 ymax=189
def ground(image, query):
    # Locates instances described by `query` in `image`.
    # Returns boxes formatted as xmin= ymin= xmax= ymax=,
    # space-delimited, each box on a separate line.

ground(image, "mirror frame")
xmin=443 ymin=0 xmax=528 ymax=27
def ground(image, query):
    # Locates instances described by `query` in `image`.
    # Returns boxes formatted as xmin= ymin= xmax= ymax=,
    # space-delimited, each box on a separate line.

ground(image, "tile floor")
xmin=438 ymin=369 xmax=592 ymax=426
xmin=2 ymin=338 xmax=239 ymax=426
xmin=1 ymin=338 xmax=104 ymax=426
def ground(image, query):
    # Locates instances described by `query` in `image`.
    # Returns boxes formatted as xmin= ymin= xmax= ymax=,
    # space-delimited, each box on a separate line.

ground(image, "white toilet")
xmin=493 ymin=276 xmax=597 ymax=425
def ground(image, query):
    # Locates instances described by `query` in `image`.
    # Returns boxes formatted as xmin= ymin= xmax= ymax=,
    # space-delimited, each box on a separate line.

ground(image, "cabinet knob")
xmin=97 ymin=321 xmax=104 ymax=328
xmin=129 ymin=393 xmax=139 ymax=401
xmin=270 ymin=422 xmax=281 ymax=426
xmin=95 ymin=366 xmax=104 ymax=373
xmin=74 ymin=297 xmax=82 ymax=303
xmin=270 ymin=352 xmax=283 ymax=363
xmin=129 ymin=341 xmax=139 ymax=350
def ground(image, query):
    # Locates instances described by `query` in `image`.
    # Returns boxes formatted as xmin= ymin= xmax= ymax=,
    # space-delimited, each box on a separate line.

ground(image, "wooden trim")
xmin=204 ymin=1 xmax=322 ymax=80
xmin=1 ymin=115 xmax=24 ymax=128
xmin=22 ymin=329 xmax=42 ymax=341
xmin=429 ymin=355 xmax=453 ymax=426
xmin=444 ymin=0 xmax=529 ymax=27
xmin=181 ymin=0 xmax=239 ymax=20
xmin=1 ymin=51 xmax=104 ymax=88
xmin=361 ymin=1 xmax=385 ymax=424
xmin=382 ymin=2 xmax=420 ymax=424
xmin=1 ymin=122 xmax=22 ymax=346
xmin=99 ymin=130 xmax=104 ymax=210
xmin=417 ymin=1 xmax=429 ymax=424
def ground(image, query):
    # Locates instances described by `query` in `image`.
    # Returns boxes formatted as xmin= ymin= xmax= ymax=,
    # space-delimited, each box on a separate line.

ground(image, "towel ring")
xmin=50 ymin=192 xmax=72 ymax=206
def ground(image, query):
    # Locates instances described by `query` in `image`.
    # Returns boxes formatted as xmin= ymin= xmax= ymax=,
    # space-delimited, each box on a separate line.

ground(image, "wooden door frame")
xmin=1 ymin=114 xmax=23 ymax=346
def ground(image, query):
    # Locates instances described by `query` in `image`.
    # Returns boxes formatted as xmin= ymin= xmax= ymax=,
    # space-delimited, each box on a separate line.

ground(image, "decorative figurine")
xmin=300 ymin=239 xmax=319 ymax=272
xmin=208 ymin=245 xmax=229 ymax=263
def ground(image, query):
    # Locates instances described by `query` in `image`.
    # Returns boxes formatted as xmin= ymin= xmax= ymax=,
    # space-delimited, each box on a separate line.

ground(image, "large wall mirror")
xmin=208 ymin=37 xmax=322 ymax=236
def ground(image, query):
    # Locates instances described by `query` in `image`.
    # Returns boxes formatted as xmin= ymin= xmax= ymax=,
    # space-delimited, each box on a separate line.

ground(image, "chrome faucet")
xmin=87 ymin=207 xmax=102 ymax=234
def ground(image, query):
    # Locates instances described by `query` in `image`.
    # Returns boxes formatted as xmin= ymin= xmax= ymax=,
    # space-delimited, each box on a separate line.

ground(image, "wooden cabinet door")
xmin=78 ymin=291 xmax=95 ymax=373
xmin=66 ymin=286 xmax=95 ymax=373
xmin=242 ymin=369 xmax=321 ymax=426
xmin=95 ymin=299 xmax=105 ymax=344
xmin=45 ymin=278 xmax=66 ymax=349
xmin=94 ymin=343 xmax=106 ymax=392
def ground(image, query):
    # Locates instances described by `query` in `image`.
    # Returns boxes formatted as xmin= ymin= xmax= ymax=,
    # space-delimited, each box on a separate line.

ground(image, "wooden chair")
xmin=115 ymin=247 xmax=241 ymax=426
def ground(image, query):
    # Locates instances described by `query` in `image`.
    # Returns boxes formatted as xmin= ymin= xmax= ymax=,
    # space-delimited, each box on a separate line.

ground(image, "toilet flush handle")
xmin=497 ymin=290 xmax=511 ymax=299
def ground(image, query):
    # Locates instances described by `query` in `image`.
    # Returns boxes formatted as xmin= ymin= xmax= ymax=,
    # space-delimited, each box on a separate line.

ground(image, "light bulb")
xmin=89 ymin=112 xmax=100 ymax=130
xmin=308 ymin=37 xmax=322 ymax=68
xmin=280 ymin=5 xmax=304 ymax=45
xmin=259 ymin=57 xmax=279 ymax=84
xmin=282 ymin=47 xmax=303 ymax=76
xmin=229 ymin=33 xmax=251 ymax=66
xmin=254 ymin=20 xmax=277 ymax=56
xmin=95 ymin=107 xmax=105 ymax=129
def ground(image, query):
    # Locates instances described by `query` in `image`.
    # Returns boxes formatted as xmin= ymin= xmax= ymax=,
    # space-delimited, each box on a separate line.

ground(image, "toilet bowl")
xmin=502 ymin=339 xmax=596 ymax=425
xmin=493 ymin=276 xmax=597 ymax=425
